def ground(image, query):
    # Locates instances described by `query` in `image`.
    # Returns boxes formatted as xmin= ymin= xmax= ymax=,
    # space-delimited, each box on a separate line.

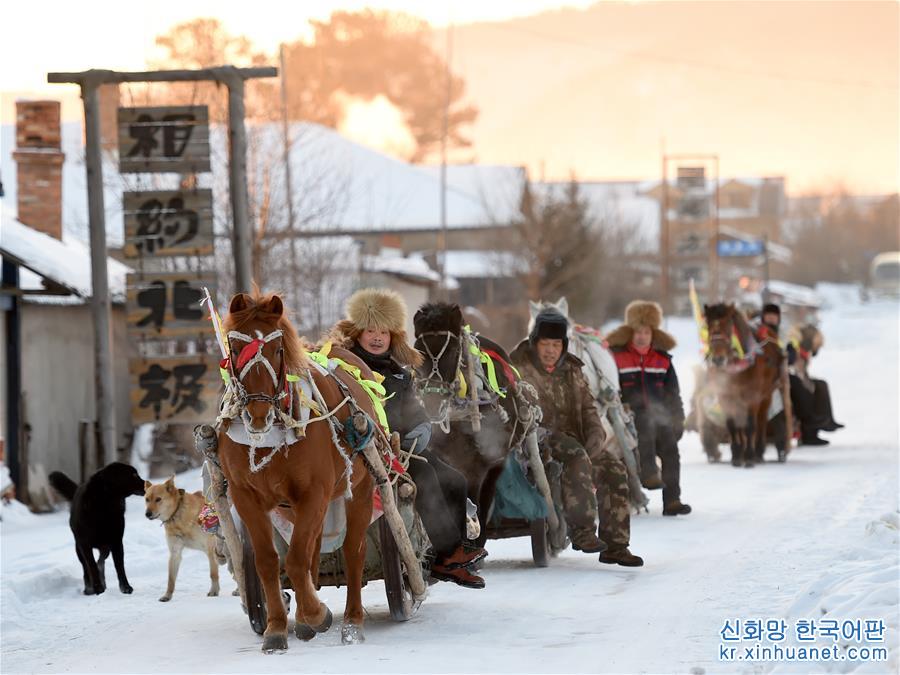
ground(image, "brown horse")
xmin=704 ymin=303 xmax=783 ymax=467
xmin=217 ymin=291 xmax=379 ymax=651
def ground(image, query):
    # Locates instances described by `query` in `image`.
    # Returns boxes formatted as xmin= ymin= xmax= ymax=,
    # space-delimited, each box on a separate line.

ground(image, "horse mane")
xmin=414 ymin=302 xmax=463 ymax=336
xmin=731 ymin=307 xmax=754 ymax=349
xmin=223 ymin=291 xmax=308 ymax=372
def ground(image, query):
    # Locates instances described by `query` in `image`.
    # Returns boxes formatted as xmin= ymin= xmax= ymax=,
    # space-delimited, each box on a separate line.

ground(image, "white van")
xmin=869 ymin=251 xmax=900 ymax=296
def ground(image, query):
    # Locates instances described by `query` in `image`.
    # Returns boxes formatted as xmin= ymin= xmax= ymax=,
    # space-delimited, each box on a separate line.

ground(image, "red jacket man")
xmin=606 ymin=301 xmax=691 ymax=516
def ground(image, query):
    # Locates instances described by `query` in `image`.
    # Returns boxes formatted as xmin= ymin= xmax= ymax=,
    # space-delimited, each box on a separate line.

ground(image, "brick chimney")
xmin=13 ymin=100 xmax=64 ymax=239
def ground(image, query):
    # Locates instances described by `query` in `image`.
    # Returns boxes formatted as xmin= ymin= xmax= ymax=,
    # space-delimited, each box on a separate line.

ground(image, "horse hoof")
xmin=341 ymin=623 xmax=365 ymax=645
xmin=159 ymin=594 xmax=172 ymax=602
xmin=262 ymin=633 xmax=288 ymax=653
xmin=294 ymin=623 xmax=316 ymax=641
xmin=777 ymin=452 xmax=787 ymax=463
xmin=731 ymin=460 xmax=741 ymax=468
xmin=295 ymin=606 xmax=332 ymax=641
xmin=744 ymin=461 xmax=755 ymax=468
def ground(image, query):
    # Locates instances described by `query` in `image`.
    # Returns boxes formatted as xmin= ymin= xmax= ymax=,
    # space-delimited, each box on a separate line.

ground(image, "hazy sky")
xmin=1 ymin=1 xmax=897 ymax=193
xmin=0 ymin=0 xmax=597 ymax=93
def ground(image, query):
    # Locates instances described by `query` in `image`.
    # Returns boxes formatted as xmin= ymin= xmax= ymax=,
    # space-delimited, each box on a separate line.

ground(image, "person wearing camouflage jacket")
xmin=510 ymin=308 xmax=644 ymax=567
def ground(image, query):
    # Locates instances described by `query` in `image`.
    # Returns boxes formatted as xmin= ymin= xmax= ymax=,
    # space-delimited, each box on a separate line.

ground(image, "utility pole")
xmin=660 ymin=154 xmax=669 ymax=313
xmin=437 ymin=21 xmax=453 ymax=298
xmin=279 ymin=45 xmax=298 ymax=310
xmin=712 ymin=155 xmax=721 ymax=300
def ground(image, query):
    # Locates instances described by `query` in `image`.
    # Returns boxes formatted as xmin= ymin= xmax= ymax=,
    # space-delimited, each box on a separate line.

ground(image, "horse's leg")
xmin=233 ymin=496 xmax=288 ymax=652
xmin=755 ymin=398 xmax=770 ymax=463
xmin=339 ymin=479 xmax=373 ymax=645
xmin=285 ymin=485 xmax=331 ymax=641
xmin=726 ymin=417 xmax=741 ymax=467
xmin=744 ymin=409 xmax=756 ymax=468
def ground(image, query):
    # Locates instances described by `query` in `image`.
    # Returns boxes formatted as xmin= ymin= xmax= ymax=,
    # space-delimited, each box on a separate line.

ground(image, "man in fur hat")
xmin=511 ymin=308 xmax=644 ymax=567
xmin=331 ymin=288 xmax=487 ymax=589
xmin=607 ymin=301 xmax=691 ymax=516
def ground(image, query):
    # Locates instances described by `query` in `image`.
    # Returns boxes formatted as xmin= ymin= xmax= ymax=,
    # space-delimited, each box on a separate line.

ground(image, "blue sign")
xmin=717 ymin=239 xmax=765 ymax=257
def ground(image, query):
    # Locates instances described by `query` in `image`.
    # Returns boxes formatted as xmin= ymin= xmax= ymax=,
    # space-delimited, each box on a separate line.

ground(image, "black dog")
xmin=49 ymin=462 xmax=145 ymax=596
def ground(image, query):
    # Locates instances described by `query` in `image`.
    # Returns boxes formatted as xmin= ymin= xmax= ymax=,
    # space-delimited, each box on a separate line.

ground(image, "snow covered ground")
xmin=2 ymin=291 xmax=897 ymax=674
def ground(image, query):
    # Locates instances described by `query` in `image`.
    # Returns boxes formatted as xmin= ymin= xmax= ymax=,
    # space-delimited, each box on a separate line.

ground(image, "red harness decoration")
xmin=482 ymin=349 xmax=518 ymax=390
xmin=236 ymin=339 xmax=265 ymax=370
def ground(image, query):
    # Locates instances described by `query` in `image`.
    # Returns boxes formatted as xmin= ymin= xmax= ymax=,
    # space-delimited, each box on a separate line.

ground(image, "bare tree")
xmin=785 ymin=187 xmax=899 ymax=286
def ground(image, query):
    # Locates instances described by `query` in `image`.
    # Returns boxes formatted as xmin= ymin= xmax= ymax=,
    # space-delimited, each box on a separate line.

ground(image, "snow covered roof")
xmin=1 ymin=121 xmax=125 ymax=246
xmin=0 ymin=213 xmax=131 ymax=303
xmin=236 ymin=123 xmax=509 ymax=232
xmin=532 ymin=180 xmax=659 ymax=247
xmin=440 ymin=250 xmax=528 ymax=278
xmin=417 ymin=164 xmax=526 ymax=224
xmin=1 ymin=120 xmax=509 ymax=253
xmin=363 ymin=251 xmax=441 ymax=284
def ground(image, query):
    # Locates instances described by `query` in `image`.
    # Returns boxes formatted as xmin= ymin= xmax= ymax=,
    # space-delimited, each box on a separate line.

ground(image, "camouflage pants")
xmin=543 ymin=431 xmax=631 ymax=549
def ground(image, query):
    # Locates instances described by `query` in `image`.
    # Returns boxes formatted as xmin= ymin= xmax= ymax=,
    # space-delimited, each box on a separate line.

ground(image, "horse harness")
xmin=416 ymin=329 xmax=540 ymax=446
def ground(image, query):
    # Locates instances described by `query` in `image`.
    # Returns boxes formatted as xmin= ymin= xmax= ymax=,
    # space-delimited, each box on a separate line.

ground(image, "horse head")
xmin=413 ymin=302 xmax=464 ymax=420
xmin=704 ymin=302 xmax=737 ymax=368
xmin=224 ymin=291 xmax=305 ymax=435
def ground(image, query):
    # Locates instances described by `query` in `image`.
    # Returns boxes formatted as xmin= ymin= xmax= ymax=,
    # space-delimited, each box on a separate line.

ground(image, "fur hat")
xmin=605 ymin=300 xmax=676 ymax=351
xmin=529 ymin=308 xmax=570 ymax=352
xmin=329 ymin=288 xmax=422 ymax=367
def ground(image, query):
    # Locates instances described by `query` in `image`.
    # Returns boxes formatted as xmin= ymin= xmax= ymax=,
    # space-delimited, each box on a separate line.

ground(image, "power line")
xmin=484 ymin=21 xmax=899 ymax=92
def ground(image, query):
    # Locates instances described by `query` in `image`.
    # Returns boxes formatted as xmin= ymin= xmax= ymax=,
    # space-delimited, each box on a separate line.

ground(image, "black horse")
xmin=413 ymin=303 xmax=530 ymax=548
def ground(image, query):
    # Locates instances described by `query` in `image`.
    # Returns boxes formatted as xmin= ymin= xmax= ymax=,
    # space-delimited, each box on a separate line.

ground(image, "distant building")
xmin=536 ymin=173 xmax=789 ymax=314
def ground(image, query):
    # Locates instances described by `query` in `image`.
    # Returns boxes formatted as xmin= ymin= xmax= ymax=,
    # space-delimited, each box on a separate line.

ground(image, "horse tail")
xmin=48 ymin=471 xmax=79 ymax=501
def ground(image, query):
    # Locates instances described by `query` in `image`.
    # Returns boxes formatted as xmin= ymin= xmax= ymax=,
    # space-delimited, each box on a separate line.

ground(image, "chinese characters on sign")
xmin=118 ymin=106 xmax=211 ymax=173
xmin=122 ymin=104 xmax=218 ymax=426
xmin=126 ymin=274 xmax=217 ymax=337
xmin=123 ymin=190 xmax=213 ymax=258
xmin=129 ymin=356 xmax=220 ymax=424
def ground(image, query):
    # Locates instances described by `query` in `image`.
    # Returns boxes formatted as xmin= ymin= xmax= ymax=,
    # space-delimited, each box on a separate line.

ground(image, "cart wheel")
xmin=238 ymin=518 xmax=267 ymax=635
xmin=379 ymin=517 xmax=417 ymax=621
xmin=530 ymin=517 xmax=550 ymax=568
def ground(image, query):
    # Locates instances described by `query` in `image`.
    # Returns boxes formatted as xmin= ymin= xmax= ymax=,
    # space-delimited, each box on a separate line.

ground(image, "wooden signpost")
xmin=48 ymin=66 xmax=276 ymax=460
xmin=118 ymin=104 xmax=219 ymax=425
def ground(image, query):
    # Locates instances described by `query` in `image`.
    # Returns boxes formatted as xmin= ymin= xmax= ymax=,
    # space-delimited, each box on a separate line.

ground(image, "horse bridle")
xmin=416 ymin=330 xmax=462 ymax=397
xmin=226 ymin=328 xmax=289 ymax=433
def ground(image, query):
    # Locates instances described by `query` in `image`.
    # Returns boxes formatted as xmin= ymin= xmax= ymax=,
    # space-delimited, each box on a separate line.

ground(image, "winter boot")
xmin=430 ymin=564 xmax=486 ymax=589
xmin=439 ymin=544 xmax=488 ymax=570
xmin=570 ymin=528 xmax=607 ymax=554
xmin=801 ymin=434 xmax=829 ymax=446
xmin=663 ymin=501 xmax=692 ymax=516
xmin=599 ymin=547 xmax=644 ymax=567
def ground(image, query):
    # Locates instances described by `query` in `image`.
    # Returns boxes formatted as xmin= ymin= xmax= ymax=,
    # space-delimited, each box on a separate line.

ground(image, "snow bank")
xmin=772 ymin=511 xmax=899 ymax=674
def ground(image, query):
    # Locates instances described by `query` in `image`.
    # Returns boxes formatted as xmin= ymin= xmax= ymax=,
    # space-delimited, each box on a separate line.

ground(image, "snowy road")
xmin=2 ymin=293 xmax=897 ymax=674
